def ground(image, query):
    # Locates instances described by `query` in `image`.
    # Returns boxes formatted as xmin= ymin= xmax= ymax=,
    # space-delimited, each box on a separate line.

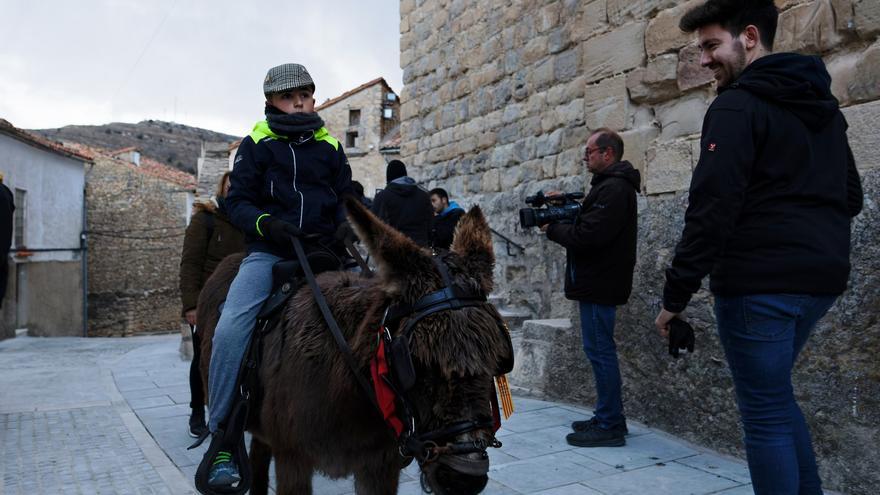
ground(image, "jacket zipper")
xmin=289 ymin=143 xmax=305 ymax=228
xmin=270 ymin=181 xmax=274 ymax=198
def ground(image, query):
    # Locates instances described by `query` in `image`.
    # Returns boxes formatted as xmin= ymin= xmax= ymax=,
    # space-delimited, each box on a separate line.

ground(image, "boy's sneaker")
xmin=571 ymin=416 xmax=628 ymax=435
xmin=188 ymin=409 xmax=208 ymax=438
xmin=566 ymin=427 xmax=626 ymax=447
xmin=208 ymin=451 xmax=240 ymax=487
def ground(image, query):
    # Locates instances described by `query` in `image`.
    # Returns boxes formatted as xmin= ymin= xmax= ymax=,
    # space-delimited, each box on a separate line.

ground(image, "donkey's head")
xmin=346 ymin=196 xmax=512 ymax=495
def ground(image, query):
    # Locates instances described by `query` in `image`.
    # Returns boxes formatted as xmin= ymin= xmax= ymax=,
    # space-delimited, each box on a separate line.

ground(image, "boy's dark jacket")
xmin=547 ymin=161 xmax=640 ymax=305
xmin=663 ymin=53 xmax=864 ymax=312
xmin=179 ymin=199 xmax=246 ymax=313
xmin=226 ymin=120 xmax=353 ymax=258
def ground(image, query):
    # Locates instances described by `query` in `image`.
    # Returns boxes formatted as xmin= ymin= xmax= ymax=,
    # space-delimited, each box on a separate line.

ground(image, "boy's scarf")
xmin=265 ymin=104 xmax=325 ymax=139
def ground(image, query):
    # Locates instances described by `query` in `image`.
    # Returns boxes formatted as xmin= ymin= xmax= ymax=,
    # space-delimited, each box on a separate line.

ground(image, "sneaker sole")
xmin=566 ymin=436 xmax=626 ymax=448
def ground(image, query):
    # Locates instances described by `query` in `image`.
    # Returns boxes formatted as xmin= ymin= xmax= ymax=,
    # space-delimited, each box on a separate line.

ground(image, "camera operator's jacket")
xmin=547 ymin=161 xmax=640 ymax=305
xmin=226 ymin=120 xmax=353 ymax=258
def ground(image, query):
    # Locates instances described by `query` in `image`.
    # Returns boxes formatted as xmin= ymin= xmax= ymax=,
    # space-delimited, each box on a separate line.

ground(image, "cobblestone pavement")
xmin=0 ymin=334 xmax=781 ymax=494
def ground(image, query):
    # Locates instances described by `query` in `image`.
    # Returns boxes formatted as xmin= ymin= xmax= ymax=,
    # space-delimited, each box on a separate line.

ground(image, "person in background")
xmin=371 ymin=160 xmax=432 ymax=247
xmin=179 ymin=171 xmax=246 ymax=439
xmin=351 ymin=180 xmax=372 ymax=209
xmin=0 ymin=174 xmax=14 ymax=309
xmin=428 ymin=187 xmax=464 ymax=251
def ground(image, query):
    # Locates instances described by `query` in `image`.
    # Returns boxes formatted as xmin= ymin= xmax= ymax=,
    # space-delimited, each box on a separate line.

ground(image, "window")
xmin=349 ymin=109 xmax=361 ymax=127
xmin=383 ymin=108 xmax=394 ymax=119
xmin=13 ymin=188 xmax=25 ymax=248
xmin=346 ymin=131 xmax=359 ymax=148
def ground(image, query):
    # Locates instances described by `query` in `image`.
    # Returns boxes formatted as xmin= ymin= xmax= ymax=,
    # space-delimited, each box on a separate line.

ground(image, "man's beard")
xmin=717 ymin=39 xmax=747 ymax=88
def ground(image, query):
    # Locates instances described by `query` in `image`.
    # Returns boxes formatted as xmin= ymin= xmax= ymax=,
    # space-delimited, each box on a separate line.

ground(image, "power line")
xmin=110 ymin=0 xmax=181 ymax=105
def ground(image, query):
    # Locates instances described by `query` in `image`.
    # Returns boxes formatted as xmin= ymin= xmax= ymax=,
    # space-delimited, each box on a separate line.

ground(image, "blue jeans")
xmin=715 ymin=294 xmax=836 ymax=495
xmin=578 ymin=301 xmax=624 ymax=430
xmin=207 ymin=251 xmax=281 ymax=433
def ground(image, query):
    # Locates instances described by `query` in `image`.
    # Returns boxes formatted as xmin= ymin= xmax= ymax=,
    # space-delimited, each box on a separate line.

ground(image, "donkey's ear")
xmin=450 ymin=205 xmax=495 ymax=294
xmin=343 ymin=195 xmax=432 ymax=291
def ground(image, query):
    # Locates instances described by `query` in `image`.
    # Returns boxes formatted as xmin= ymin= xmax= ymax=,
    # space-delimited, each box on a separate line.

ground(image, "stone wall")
xmin=196 ymin=141 xmax=231 ymax=199
xmin=86 ymin=156 xmax=191 ymax=336
xmin=399 ymin=0 xmax=880 ymax=492
xmin=320 ymin=81 xmax=400 ymax=197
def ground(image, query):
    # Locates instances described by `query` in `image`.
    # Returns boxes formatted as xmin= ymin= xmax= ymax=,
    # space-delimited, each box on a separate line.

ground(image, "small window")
xmin=349 ymin=109 xmax=361 ymax=127
xmin=383 ymin=108 xmax=394 ymax=119
xmin=346 ymin=131 xmax=359 ymax=148
xmin=386 ymin=93 xmax=397 ymax=101
xmin=13 ymin=188 xmax=25 ymax=248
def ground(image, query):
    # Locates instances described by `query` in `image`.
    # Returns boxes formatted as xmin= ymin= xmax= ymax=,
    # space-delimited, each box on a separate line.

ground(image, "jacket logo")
xmin=708 ymin=143 xmax=717 ymax=152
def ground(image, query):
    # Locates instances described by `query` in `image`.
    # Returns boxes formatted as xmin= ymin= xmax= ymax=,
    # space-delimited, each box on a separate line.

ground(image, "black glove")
xmin=668 ymin=317 xmax=695 ymax=359
xmin=260 ymin=216 xmax=302 ymax=248
xmin=334 ymin=221 xmax=357 ymax=244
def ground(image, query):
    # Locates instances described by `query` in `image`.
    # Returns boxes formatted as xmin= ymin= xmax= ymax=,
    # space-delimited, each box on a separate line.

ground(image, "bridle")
xmin=293 ymin=236 xmax=509 ymax=473
xmin=377 ymin=255 xmax=506 ymax=466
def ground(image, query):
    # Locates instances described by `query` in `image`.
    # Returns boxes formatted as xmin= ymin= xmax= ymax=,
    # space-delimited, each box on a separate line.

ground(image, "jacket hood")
xmin=729 ymin=52 xmax=839 ymax=131
xmin=192 ymin=197 xmax=218 ymax=214
xmin=592 ymin=160 xmax=641 ymax=191
xmin=385 ymin=176 xmax=419 ymax=196
xmin=440 ymin=201 xmax=464 ymax=216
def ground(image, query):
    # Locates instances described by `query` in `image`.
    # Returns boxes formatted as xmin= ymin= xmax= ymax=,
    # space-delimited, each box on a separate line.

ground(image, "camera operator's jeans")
xmin=715 ymin=294 xmax=836 ymax=495
xmin=578 ymin=302 xmax=625 ymax=430
xmin=207 ymin=251 xmax=281 ymax=433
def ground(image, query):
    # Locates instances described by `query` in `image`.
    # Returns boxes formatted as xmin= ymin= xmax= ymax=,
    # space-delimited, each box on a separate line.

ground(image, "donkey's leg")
xmin=249 ymin=437 xmax=272 ymax=495
xmin=354 ymin=458 xmax=401 ymax=495
xmin=274 ymin=454 xmax=313 ymax=495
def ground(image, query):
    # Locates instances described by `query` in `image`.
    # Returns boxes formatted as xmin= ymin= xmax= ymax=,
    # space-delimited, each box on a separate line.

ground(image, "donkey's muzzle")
xmin=428 ymin=461 xmax=489 ymax=495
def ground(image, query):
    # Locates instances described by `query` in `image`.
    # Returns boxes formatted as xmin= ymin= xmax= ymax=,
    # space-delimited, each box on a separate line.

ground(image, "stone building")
xmin=197 ymin=141 xmax=233 ymax=199
xmin=0 ymin=119 xmax=92 ymax=339
xmin=67 ymin=143 xmax=196 ymax=337
xmin=398 ymin=1 xmax=880 ymax=493
xmin=317 ymin=78 xmax=401 ymax=197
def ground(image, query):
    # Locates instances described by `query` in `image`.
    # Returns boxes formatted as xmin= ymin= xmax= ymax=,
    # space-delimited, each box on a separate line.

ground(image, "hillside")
xmin=33 ymin=120 xmax=238 ymax=174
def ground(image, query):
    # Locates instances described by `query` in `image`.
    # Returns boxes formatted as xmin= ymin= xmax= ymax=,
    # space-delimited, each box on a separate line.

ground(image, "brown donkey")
xmin=197 ymin=196 xmax=513 ymax=494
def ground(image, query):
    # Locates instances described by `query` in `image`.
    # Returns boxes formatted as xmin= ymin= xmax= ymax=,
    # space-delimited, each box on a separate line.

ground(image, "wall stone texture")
xmin=86 ymin=156 xmax=191 ymax=337
xmin=399 ymin=1 xmax=880 ymax=493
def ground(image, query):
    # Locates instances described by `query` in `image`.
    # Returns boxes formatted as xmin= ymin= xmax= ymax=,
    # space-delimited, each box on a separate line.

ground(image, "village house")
xmin=63 ymin=142 xmax=196 ymax=337
xmin=0 ymin=119 xmax=92 ymax=339
xmin=316 ymin=77 xmax=401 ymax=197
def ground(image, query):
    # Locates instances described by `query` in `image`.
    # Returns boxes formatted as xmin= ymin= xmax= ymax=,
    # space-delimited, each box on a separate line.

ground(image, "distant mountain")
xmin=33 ymin=120 xmax=238 ymax=174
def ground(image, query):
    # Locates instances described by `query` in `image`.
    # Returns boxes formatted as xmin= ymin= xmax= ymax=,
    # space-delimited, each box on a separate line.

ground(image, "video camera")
xmin=519 ymin=191 xmax=584 ymax=229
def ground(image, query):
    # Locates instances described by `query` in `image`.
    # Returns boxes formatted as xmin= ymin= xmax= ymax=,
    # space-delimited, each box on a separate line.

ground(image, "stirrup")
xmin=193 ymin=400 xmax=252 ymax=495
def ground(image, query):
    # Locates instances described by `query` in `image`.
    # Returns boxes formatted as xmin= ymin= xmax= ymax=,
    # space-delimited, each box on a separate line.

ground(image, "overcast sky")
xmin=0 ymin=0 xmax=403 ymax=136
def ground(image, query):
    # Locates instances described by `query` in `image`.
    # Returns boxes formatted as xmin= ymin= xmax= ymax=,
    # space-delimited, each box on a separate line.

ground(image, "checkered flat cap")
xmin=263 ymin=63 xmax=315 ymax=95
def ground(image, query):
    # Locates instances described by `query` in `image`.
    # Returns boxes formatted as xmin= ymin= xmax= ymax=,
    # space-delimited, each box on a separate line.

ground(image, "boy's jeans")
xmin=578 ymin=301 xmax=625 ymax=430
xmin=715 ymin=294 xmax=836 ymax=495
xmin=207 ymin=251 xmax=281 ymax=433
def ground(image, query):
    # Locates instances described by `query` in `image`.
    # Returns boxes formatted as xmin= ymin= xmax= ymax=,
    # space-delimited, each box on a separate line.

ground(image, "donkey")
xmin=197 ymin=196 xmax=513 ymax=494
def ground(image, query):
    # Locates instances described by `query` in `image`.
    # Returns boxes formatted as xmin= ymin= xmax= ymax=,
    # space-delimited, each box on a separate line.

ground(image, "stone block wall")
xmin=399 ymin=0 xmax=880 ymax=492
xmin=86 ymin=156 xmax=191 ymax=336
xmin=196 ymin=141 xmax=231 ymax=199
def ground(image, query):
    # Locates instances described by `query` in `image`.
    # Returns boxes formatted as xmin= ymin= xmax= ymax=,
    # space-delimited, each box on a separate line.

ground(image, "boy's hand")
xmin=261 ymin=217 xmax=302 ymax=248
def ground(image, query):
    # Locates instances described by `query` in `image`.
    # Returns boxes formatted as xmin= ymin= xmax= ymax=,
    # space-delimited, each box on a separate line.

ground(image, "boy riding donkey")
xmin=197 ymin=63 xmax=353 ymax=491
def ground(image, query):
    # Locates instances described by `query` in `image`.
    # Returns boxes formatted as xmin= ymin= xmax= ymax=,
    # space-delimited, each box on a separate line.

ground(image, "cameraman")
xmin=541 ymin=128 xmax=640 ymax=448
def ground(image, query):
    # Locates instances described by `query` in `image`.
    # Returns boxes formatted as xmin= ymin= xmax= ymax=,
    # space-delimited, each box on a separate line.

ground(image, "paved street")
xmin=1 ymin=334 xmax=762 ymax=494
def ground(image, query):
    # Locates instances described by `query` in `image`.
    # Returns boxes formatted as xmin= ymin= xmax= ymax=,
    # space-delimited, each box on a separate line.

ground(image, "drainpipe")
xmin=81 ymin=164 xmax=92 ymax=337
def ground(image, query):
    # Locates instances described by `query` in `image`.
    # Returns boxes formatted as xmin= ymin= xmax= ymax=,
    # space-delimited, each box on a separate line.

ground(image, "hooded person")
xmin=542 ymin=128 xmax=641 ymax=449
xmin=370 ymin=160 xmax=433 ymax=247
xmin=654 ymin=1 xmax=863 ymax=493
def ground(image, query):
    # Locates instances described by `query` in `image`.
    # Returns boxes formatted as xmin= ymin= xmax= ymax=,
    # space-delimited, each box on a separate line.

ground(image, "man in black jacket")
xmin=429 ymin=187 xmax=464 ymax=251
xmin=654 ymin=2 xmax=863 ymax=493
xmin=372 ymin=160 xmax=433 ymax=247
xmin=543 ymin=128 xmax=640 ymax=448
